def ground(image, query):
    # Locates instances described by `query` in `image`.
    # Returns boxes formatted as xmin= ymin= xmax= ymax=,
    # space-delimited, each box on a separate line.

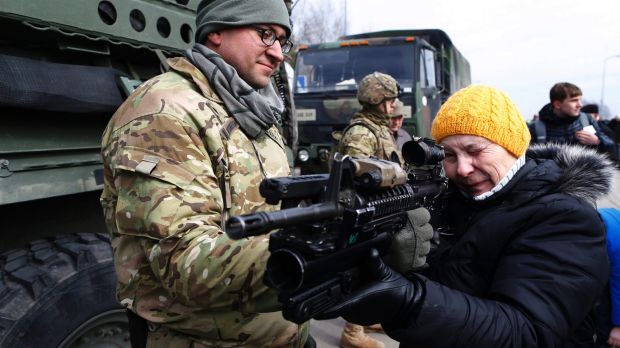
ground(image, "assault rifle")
xmin=225 ymin=138 xmax=448 ymax=324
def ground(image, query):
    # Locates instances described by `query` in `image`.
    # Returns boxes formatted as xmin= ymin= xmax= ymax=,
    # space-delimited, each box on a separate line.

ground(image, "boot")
xmin=363 ymin=324 xmax=384 ymax=334
xmin=340 ymin=322 xmax=385 ymax=348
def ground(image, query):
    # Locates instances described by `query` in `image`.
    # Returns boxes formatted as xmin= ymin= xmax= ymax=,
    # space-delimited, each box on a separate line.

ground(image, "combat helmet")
xmin=357 ymin=72 xmax=401 ymax=105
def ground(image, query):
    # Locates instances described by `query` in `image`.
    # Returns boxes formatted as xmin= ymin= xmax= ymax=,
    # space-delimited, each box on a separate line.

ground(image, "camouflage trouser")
xmin=147 ymin=329 xmax=206 ymax=348
xmin=146 ymin=324 xmax=309 ymax=348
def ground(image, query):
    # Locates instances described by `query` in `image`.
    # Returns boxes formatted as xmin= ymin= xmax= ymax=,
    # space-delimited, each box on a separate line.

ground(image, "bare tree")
xmin=291 ymin=0 xmax=345 ymax=45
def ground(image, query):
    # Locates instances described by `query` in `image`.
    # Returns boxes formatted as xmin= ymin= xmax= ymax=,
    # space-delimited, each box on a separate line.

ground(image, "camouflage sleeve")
xmin=340 ymin=124 xmax=378 ymax=158
xmin=109 ymin=112 xmax=278 ymax=311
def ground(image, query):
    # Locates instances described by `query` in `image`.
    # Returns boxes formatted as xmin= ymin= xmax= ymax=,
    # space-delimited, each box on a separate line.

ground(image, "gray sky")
xmin=332 ymin=0 xmax=620 ymax=120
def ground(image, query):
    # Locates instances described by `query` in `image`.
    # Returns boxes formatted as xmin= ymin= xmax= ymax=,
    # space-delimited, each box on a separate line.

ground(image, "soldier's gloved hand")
xmin=383 ymin=207 xmax=433 ymax=274
xmin=315 ymin=248 xmax=425 ymax=327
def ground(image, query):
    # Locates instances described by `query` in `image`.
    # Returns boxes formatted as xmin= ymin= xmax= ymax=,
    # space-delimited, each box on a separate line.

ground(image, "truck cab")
xmin=293 ymin=29 xmax=471 ymax=174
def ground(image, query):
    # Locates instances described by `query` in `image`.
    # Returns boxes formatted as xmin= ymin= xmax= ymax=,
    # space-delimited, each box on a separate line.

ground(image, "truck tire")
xmin=0 ymin=233 xmax=130 ymax=347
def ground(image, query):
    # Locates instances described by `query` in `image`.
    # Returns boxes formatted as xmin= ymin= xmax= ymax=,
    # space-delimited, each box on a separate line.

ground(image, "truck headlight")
xmin=297 ymin=149 xmax=309 ymax=162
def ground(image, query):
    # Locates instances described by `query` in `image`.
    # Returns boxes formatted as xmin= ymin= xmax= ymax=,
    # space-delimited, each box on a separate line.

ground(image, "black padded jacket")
xmin=386 ymin=143 xmax=615 ymax=348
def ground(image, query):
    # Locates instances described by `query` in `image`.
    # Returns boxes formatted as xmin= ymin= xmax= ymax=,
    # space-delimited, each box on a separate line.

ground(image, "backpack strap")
xmin=533 ymin=119 xmax=546 ymax=143
xmin=339 ymin=120 xmax=383 ymax=155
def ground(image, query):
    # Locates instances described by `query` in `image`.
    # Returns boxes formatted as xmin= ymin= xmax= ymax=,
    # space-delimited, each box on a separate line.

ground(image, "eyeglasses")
xmin=251 ymin=26 xmax=294 ymax=53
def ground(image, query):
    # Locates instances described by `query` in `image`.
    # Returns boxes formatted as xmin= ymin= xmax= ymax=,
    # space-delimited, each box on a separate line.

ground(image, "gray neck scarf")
xmin=185 ymin=44 xmax=283 ymax=139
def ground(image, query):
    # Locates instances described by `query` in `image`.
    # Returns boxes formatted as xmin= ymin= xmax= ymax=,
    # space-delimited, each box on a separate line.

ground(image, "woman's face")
xmin=440 ymin=134 xmax=518 ymax=196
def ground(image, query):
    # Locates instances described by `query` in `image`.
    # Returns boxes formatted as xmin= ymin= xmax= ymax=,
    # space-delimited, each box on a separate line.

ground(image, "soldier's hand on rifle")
xmin=383 ymin=207 xmax=433 ymax=274
xmin=314 ymin=248 xmax=425 ymax=327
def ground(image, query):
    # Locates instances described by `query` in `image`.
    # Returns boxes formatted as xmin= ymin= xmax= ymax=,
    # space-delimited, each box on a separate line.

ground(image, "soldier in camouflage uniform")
xmin=337 ymin=73 xmax=404 ymax=348
xmin=339 ymin=72 xmax=403 ymax=164
xmin=99 ymin=0 xmax=309 ymax=347
xmin=336 ymin=73 xmax=435 ymax=348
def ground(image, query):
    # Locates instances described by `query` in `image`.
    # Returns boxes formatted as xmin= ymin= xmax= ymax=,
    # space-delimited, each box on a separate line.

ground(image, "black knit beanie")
xmin=581 ymin=104 xmax=599 ymax=114
xmin=195 ymin=0 xmax=291 ymax=44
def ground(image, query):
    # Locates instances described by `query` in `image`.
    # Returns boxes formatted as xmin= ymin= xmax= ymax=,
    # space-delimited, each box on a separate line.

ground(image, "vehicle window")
xmin=420 ymin=48 xmax=436 ymax=88
xmin=295 ymin=44 xmax=415 ymax=93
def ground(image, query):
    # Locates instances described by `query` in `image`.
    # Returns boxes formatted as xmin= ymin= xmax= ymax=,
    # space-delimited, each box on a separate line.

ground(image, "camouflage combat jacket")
xmin=339 ymin=110 xmax=403 ymax=163
xmin=100 ymin=57 xmax=307 ymax=347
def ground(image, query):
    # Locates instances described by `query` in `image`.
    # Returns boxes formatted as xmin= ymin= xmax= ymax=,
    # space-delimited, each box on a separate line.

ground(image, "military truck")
xmin=0 ymin=1 xmax=197 ymax=346
xmin=292 ymin=29 xmax=471 ymax=174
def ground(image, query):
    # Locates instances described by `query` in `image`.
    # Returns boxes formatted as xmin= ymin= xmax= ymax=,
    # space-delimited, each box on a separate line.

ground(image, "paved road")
xmin=598 ymin=168 xmax=620 ymax=209
xmin=310 ymin=318 xmax=399 ymax=347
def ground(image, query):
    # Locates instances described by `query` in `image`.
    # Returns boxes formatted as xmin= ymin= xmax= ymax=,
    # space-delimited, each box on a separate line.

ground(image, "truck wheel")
xmin=0 ymin=233 xmax=130 ymax=347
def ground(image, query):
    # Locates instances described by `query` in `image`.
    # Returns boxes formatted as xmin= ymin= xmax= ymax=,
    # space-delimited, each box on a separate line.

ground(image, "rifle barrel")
xmin=225 ymin=202 xmax=341 ymax=239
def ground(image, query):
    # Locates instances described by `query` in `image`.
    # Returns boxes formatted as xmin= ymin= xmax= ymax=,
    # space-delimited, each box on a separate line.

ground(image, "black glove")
xmin=315 ymin=248 xmax=425 ymax=327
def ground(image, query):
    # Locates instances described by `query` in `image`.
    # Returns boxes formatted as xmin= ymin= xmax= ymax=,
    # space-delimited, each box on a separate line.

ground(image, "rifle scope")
xmin=402 ymin=138 xmax=445 ymax=166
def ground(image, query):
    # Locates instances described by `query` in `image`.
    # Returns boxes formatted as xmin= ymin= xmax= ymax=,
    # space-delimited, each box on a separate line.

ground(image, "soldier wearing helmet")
xmin=336 ymin=71 xmax=404 ymax=348
xmin=338 ymin=72 xmax=403 ymax=164
xmin=357 ymin=71 xmax=401 ymax=107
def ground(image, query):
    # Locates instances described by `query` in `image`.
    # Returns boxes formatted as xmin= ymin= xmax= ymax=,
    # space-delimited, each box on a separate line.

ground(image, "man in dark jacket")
xmin=582 ymin=103 xmax=619 ymax=162
xmin=316 ymin=84 xmax=614 ymax=347
xmin=529 ymin=82 xmax=616 ymax=160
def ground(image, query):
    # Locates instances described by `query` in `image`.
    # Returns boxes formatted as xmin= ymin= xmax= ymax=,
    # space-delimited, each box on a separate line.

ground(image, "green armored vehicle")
xmin=0 ymin=1 xmax=197 ymax=346
xmin=293 ymin=29 xmax=471 ymax=174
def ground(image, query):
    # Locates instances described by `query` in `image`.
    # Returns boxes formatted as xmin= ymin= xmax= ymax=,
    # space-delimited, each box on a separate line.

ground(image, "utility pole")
xmin=601 ymin=54 xmax=620 ymax=115
xmin=343 ymin=0 xmax=348 ymax=36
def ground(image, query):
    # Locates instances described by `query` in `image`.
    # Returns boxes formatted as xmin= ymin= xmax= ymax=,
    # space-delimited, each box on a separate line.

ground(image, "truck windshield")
xmin=294 ymin=44 xmax=415 ymax=94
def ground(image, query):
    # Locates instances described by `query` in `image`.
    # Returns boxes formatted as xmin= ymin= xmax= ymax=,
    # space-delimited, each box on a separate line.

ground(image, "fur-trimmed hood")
xmin=527 ymin=143 xmax=615 ymax=206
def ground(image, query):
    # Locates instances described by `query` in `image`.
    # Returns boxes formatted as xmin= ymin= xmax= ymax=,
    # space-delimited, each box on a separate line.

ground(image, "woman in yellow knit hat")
xmin=316 ymin=84 xmax=615 ymax=348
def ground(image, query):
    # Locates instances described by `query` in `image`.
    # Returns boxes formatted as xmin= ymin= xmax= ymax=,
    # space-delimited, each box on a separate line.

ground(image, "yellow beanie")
xmin=431 ymin=84 xmax=531 ymax=158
